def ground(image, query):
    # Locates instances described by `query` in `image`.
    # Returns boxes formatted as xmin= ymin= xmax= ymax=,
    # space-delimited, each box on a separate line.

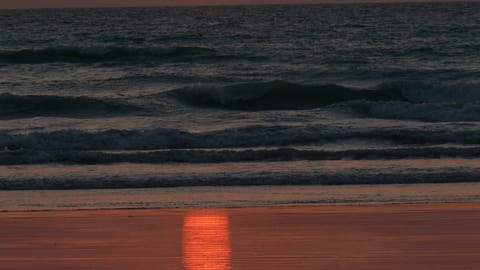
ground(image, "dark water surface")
xmin=1 ymin=3 xmax=480 ymax=191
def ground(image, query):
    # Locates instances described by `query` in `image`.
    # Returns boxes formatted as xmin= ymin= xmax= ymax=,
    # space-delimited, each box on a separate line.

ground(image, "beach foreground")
xmin=1 ymin=203 xmax=480 ymax=269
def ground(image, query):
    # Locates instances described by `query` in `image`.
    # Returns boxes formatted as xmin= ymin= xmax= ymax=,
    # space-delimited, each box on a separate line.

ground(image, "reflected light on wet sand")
xmin=183 ymin=210 xmax=231 ymax=270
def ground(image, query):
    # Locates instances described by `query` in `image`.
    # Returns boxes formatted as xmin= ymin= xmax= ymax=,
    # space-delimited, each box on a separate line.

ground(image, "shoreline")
xmin=2 ymin=182 xmax=480 ymax=212
xmin=1 ymin=200 xmax=480 ymax=213
xmin=1 ymin=200 xmax=480 ymax=214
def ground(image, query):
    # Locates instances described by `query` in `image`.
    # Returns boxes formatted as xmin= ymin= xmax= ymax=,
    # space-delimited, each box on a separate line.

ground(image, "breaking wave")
xmin=2 ymin=167 xmax=480 ymax=190
xmin=2 ymin=124 xmax=480 ymax=151
xmin=343 ymin=101 xmax=480 ymax=122
xmin=167 ymin=81 xmax=406 ymax=110
xmin=2 ymin=146 xmax=480 ymax=165
xmin=379 ymin=81 xmax=480 ymax=103
xmin=166 ymin=80 xmax=480 ymax=122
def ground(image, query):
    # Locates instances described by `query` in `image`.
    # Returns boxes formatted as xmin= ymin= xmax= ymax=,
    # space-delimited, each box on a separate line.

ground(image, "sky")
xmin=0 ymin=0 xmax=468 ymax=9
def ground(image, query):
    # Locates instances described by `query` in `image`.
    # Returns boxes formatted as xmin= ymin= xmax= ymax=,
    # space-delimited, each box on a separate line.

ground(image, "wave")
xmin=342 ymin=101 xmax=480 ymax=122
xmin=377 ymin=81 xmax=480 ymax=104
xmin=338 ymin=82 xmax=480 ymax=122
xmin=2 ymin=167 xmax=479 ymax=190
xmin=0 ymin=93 xmax=140 ymax=119
xmin=0 ymin=46 xmax=217 ymax=64
xmin=166 ymin=81 xmax=406 ymax=110
xmin=166 ymin=80 xmax=480 ymax=111
xmin=2 ymin=124 xmax=480 ymax=151
xmin=164 ymin=80 xmax=480 ymax=122
xmin=2 ymin=146 xmax=480 ymax=165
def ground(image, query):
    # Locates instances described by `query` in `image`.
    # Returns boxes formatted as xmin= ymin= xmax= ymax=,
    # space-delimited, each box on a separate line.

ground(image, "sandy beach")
xmin=1 ymin=203 xmax=480 ymax=270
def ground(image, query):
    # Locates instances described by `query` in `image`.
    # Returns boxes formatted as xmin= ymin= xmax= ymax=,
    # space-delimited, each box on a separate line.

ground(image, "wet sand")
xmin=1 ymin=203 xmax=480 ymax=269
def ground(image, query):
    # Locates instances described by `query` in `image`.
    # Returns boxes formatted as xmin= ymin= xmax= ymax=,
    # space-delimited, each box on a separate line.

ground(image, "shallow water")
xmin=2 ymin=182 xmax=480 ymax=211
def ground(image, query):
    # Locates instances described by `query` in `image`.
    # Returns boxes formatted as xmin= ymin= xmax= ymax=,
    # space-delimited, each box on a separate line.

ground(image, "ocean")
xmin=1 ymin=3 xmax=480 ymax=209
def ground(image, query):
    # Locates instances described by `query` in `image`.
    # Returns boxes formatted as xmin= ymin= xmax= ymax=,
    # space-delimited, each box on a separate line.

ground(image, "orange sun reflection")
xmin=183 ymin=210 xmax=231 ymax=270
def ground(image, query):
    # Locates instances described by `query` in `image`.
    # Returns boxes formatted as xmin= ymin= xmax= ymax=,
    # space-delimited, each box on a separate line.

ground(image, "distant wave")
xmin=0 ymin=93 xmax=140 ymax=119
xmin=0 ymin=46 xmax=218 ymax=64
xmin=2 ymin=124 xmax=479 ymax=151
xmin=166 ymin=81 xmax=406 ymax=110
xmin=2 ymin=146 xmax=480 ymax=165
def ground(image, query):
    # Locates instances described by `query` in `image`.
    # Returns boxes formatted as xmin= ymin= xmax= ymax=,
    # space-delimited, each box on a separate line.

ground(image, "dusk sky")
xmin=0 ymin=0 xmax=468 ymax=9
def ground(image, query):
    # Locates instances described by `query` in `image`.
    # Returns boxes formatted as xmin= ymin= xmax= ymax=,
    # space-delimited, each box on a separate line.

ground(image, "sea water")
xmin=1 ymin=3 xmax=480 ymax=209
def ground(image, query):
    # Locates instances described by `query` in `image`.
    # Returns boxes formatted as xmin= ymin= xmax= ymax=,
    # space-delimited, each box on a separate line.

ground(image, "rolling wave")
xmin=342 ymin=101 xmax=480 ymax=122
xmin=379 ymin=81 xmax=480 ymax=103
xmin=339 ymin=81 xmax=480 ymax=121
xmin=0 ymin=93 xmax=140 ymax=118
xmin=167 ymin=80 xmax=480 ymax=108
xmin=165 ymin=81 xmax=480 ymax=122
xmin=166 ymin=81 xmax=406 ymax=110
xmin=2 ymin=146 xmax=480 ymax=165
xmin=2 ymin=124 xmax=479 ymax=151
xmin=0 ymin=46 xmax=217 ymax=64
xmin=2 ymin=167 xmax=479 ymax=190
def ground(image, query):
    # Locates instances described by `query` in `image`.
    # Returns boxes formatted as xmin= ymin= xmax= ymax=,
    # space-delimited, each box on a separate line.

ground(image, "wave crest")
xmin=167 ymin=81 xmax=406 ymax=110
xmin=2 ymin=146 xmax=480 ymax=165
xmin=2 ymin=124 xmax=479 ymax=151
xmin=166 ymin=80 xmax=480 ymax=122
xmin=377 ymin=81 xmax=480 ymax=103
xmin=2 ymin=167 xmax=479 ymax=190
xmin=343 ymin=100 xmax=480 ymax=122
